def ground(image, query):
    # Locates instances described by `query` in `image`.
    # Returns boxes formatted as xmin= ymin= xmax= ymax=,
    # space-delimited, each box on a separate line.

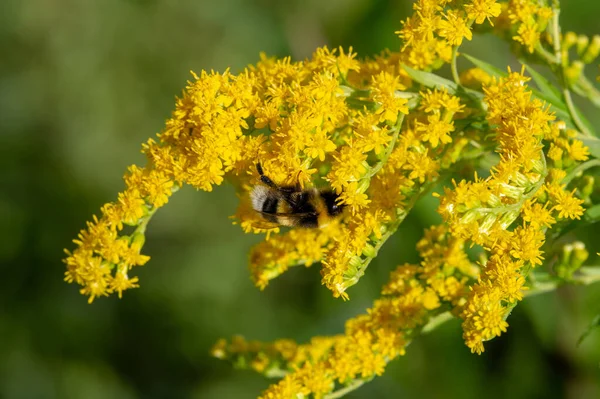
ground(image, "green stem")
xmin=466 ymin=151 xmax=547 ymax=216
xmin=451 ymin=46 xmax=460 ymax=85
xmin=135 ymin=184 xmax=180 ymax=236
xmin=324 ymin=380 xmax=366 ymax=399
xmin=563 ymin=87 xmax=592 ymax=136
xmin=365 ymin=113 xmax=405 ymax=179
xmin=574 ymin=75 xmax=600 ymax=108
xmin=421 ymin=311 xmax=454 ymax=334
xmin=563 ymin=159 xmax=600 ymax=185
xmin=527 ymin=266 xmax=600 ymax=297
xmin=341 ymin=182 xmax=434 ymax=292
xmin=136 ymin=207 xmax=158 ymax=235
xmin=549 ymin=2 xmax=593 ymax=136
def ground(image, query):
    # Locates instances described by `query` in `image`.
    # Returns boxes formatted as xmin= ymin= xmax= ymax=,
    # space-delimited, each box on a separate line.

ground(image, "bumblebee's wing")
xmin=248 ymin=219 xmax=281 ymax=230
xmin=258 ymin=211 xmax=318 ymax=228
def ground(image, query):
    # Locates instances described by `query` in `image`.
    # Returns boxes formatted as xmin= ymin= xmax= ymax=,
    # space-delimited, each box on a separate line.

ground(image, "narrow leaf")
xmin=402 ymin=64 xmax=458 ymax=93
xmin=577 ymin=313 xmax=600 ymax=347
xmin=572 ymin=103 xmax=597 ymax=137
xmin=462 ymin=53 xmax=506 ymax=78
xmin=584 ymin=204 xmax=600 ymax=223
xmin=523 ymin=63 xmax=563 ymax=106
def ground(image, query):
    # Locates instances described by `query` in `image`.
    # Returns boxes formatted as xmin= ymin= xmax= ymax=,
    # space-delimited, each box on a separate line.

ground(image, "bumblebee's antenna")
xmin=256 ymin=163 xmax=277 ymax=189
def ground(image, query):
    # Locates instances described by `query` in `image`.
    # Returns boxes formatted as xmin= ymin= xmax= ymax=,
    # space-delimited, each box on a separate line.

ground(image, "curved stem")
xmin=550 ymin=2 xmax=593 ymax=136
xmin=574 ymin=75 xmax=600 ymax=108
xmin=324 ymin=380 xmax=366 ymax=399
xmin=563 ymin=87 xmax=592 ymax=137
xmin=451 ymin=46 xmax=460 ymax=85
xmin=563 ymin=159 xmax=600 ymax=185
xmin=341 ymin=181 xmax=434 ymax=292
xmin=365 ymin=114 xmax=405 ymax=179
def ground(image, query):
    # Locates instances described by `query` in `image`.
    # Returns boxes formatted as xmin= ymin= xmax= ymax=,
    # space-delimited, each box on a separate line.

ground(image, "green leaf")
xmin=402 ymin=64 xmax=458 ymax=93
xmin=572 ymin=103 xmax=597 ymax=137
xmin=577 ymin=313 xmax=600 ymax=347
xmin=522 ymin=63 xmax=563 ymax=107
xmin=584 ymin=204 xmax=600 ymax=223
xmin=577 ymin=135 xmax=600 ymax=159
xmin=462 ymin=53 xmax=506 ymax=78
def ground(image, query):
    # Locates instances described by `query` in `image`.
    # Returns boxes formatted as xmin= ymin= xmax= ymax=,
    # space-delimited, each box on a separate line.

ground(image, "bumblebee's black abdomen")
xmin=261 ymin=195 xmax=279 ymax=214
xmin=297 ymin=214 xmax=319 ymax=228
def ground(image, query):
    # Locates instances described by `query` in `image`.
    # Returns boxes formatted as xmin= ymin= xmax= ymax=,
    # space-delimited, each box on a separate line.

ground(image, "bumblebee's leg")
xmin=294 ymin=170 xmax=303 ymax=190
xmin=256 ymin=163 xmax=278 ymax=189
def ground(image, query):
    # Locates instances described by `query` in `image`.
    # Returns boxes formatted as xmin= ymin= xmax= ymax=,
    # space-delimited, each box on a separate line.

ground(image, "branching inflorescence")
xmin=64 ymin=0 xmax=600 ymax=397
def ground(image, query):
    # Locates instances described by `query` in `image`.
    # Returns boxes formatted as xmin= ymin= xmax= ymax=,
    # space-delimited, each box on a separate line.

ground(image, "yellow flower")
xmin=465 ymin=0 xmax=502 ymax=25
xmin=416 ymin=113 xmax=455 ymax=148
xmin=437 ymin=10 xmax=473 ymax=46
xmin=552 ymin=187 xmax=585 ymax=220
xmin=337 ymin=181 xmax=371 ymax=213
xmin=304 ymin=127 xmax=337 ymax=161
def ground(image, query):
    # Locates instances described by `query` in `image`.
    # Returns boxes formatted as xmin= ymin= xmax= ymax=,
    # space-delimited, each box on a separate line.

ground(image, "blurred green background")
xmin=2 ymin=0 xmax=600 ymax=398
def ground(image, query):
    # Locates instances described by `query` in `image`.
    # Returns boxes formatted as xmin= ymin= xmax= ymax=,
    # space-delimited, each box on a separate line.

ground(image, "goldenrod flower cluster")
xmin=214 ymin=226 xmax=472 ymax=398
xmin=396 ymin=0 xmax=502 ymax=70
xmin=495 ymin=0 xmax=553 ymax=53
xmin=438 ymin=69 xmax=588 ymax=353
xmin=63 ymin=0 xmax=600 ymax=397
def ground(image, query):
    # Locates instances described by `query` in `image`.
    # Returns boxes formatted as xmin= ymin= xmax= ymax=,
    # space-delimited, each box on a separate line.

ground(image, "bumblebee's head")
xmin=321 ymin=190 xmax=344 ymax=217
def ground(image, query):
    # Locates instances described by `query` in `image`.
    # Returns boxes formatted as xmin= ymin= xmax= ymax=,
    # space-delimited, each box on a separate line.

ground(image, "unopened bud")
xmin=576 ymin=35 xmax=589 ymax=55
xmin=461 ymin=209 xmax=481 ymax=225
xmin=579 ymin=175 xmax=595 ymax=200
xmin=499 ymin=183 xmax=524 ymax=199
xmin=582 ymin=35 xmax=600 ymax=64
xmin=487 ymin=194 xmax=501 ymax=207
xmin=572 ymin=241 xmax=589 ymax=268
xmin=362 ymin=243 xmax=377 ymax=258
xmin=560 ymin=243 xmax=574 ymax=266
xmin=565 ymin=61 xmax=584 ymax=86
xmin=348 ymin=255 xmax=363 ymax=274
xmin=563 ymin=31 xmax=578 ymax=50
xmin=479 ymin=213 xmax=497 ymax=234
xmin=498 ymin=210 xmax=520 ymax=230
xmin=514 ymin=172 xmax=530 ymax=187
xmin=531 ymin=159 xmax=545 ymax=174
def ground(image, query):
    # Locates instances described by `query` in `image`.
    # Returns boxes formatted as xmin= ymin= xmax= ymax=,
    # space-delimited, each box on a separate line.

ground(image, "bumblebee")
xmin=250 ymin=163 xmax=344 ymax=228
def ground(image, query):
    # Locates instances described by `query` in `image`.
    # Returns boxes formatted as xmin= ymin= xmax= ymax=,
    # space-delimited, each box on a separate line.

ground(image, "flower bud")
xmin=478 ymin=213 xmax=497 ymax=234
xmin=582 ymin=35 xmax=600 ymax=64
xmin=572 ymin=241 xmax=589 ymax=269
xmin=557 ymin=242 xmax=588 ymax=280
xmin=576 ymin=35 xmax=589 ymax=55
xmin=578 ymin=175 xmax=594 ymax=200
xmin=498 ymin=210 xmax=520 ymax=230
xmin=499 ymin=182 xmax=524 ymax=199
xmin=487 ymin=194 xmax=501 ymax=208
xmin=563 ymin=31 xmax=578 ymax=50
xmin=559 ymin=242 xmax=574 ymax=266
xmin=348 ymin=255 xmax=364 ymax=275
xmin=461 ymin=209 xmax=481 ymax=225
xmin=531 ymin=159 xmax=545 ymax=175
xmin=565 ymin=61 xmax=584 ymax=86
xmin=362 ymin=243 xmax=377 ymax=258
xmin=513 ymin=171 xmax=530 ymax=188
